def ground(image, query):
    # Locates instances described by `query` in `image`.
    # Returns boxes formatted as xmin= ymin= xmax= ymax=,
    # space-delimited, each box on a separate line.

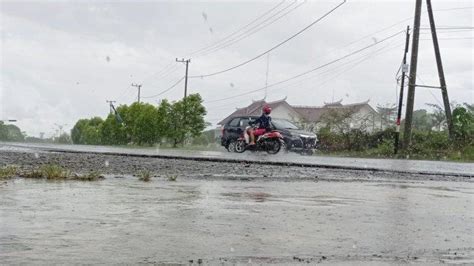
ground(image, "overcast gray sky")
xmin=1 ymin=0 xmax=472 ymax=137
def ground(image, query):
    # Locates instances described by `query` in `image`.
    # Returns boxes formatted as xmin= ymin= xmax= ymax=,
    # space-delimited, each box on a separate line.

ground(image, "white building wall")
xmin=350 ymin=105 xmax=387 ymax=132
xmin=271 ymin=105 xmax=302 ymax=121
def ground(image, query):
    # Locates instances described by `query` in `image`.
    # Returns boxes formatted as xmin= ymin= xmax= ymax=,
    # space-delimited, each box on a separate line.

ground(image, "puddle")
xmin=0 ymin=178 xmax=472 ymax=264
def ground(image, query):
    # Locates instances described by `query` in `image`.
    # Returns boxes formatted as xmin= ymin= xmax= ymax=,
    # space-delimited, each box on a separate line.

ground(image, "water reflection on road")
xmin=1 ymin=178 xmax=473 ymax=264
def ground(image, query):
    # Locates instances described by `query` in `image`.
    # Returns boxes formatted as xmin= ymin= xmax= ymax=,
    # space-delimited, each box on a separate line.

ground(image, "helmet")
xmin=263 ymin=105 xmax=272 ymax=115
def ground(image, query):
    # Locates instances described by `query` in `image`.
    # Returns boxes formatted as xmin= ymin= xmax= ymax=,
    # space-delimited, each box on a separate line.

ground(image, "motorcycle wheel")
xmin=234 ymin=140 xmax=246 ymax=153
xmin=266 ymin=139 xmax=281 ymax=154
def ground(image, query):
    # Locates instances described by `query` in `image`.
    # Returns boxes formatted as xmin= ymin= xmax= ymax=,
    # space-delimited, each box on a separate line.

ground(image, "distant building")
xmin=218 ymin=98 xmax=389 ymax=132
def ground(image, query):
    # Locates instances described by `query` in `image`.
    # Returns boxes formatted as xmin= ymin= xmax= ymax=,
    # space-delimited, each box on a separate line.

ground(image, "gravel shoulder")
xmin=1 ymin=150 xmax=472 ymax=183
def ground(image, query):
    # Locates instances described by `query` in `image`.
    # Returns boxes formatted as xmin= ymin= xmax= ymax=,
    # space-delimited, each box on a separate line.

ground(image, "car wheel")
xmin=228 ymin=140 xmax=236 ymax=152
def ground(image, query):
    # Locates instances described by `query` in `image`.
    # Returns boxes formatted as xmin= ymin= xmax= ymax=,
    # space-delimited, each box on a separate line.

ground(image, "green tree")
xmin=122 ymin=102 xmax=160 ymax=145
xmin=0 ymin=122 xmax=9 ymax=140
xmin=376 ymin=104 xmax=397 ymax=124
xmin=166 ymin=94 xmax=207 ymax=147
xmin=412 ymin=109 xmax=434 ymax=131
xmin=55 ymin=133 xmax=72 ymax=144
xmin=156 ymin=99 xmax=173 ymax=143
xmin=101 ymin=113 xmax=128 ymax=145
xmin=71 ymin=117 xmax=103 ymax=144
xmin=452 ymin=107 xmax=474 ymax=144
xmin=426 ymin=103 xmax=446 ymax=131
xmin=0 ymin=122 xmax=24 ymax=141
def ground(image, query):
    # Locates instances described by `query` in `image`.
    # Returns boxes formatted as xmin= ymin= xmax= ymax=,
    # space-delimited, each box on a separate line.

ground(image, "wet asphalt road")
xmin=1 ymin=177 xmax=473 ymax=265
xmin=3 ymin=142 xmax=474 ymax=176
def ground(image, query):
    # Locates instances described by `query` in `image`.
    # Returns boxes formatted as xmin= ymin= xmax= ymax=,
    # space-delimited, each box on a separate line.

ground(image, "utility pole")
xmin=403 ymin=0 xmax=422 ymax=149
xmin=176 ymin=58 xmax=190 ymax=99
xmin=394 ymin=26 xmax=410 ymax=154
xmin=131 ymin=83 xmax=142 ymax=103
xmin=106 ymin=100 xmax=116 ymax=114
xmin=426 ymin=0 xmax=453 ymax=138
xmin=54 ymin=123 xmax=67 ymax=137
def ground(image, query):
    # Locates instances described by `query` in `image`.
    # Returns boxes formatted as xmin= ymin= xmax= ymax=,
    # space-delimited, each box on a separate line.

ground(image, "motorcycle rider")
xmin=248 ymin=105 xmax=272 ymax=145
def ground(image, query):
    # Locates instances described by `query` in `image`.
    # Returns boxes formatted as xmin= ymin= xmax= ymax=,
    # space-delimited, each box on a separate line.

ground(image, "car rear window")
xmin=228 ymin=118 xmax=240 ymax=127
xmin=239 ymin=118 xmax=255 ymax=127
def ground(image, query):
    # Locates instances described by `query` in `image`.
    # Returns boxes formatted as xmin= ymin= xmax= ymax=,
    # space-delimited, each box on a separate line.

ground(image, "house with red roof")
xmin=218 ymin=98 xmax=388 ymax=132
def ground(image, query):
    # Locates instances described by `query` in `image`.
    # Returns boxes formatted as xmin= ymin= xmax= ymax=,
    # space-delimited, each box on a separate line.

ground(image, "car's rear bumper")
xmin=286 ymin=136 xmax=317 ymax=151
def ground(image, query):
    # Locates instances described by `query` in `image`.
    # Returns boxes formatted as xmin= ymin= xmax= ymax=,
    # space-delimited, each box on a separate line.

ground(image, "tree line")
xmin=316 ymin=103 xmax=474 ymax=160
xmin=71 ymin=94 xmax=207 ymax=146
xmin=0 ymin=122 xmax=24 ymax=141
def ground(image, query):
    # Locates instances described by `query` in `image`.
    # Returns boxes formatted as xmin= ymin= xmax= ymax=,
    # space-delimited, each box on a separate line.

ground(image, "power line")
xmin=135 ymin=1 xmax=289 ymax=86
xmin=190 ymin=0 xmax=347 ymax=79
xmin=127 ymin=2 xmax=295 ymax=95
xmin=206 ymin=39 xmax=404 ymax=112
xmin=141 ymin=76 xmax=185 ymax=99
xmin=421 ymin=26 xmax=474 ymax=30
xmin=421 ymin=37 xmax=474 ymax=40
xmin=116 ymin=86 xmax=133 ymax=102
xmin=265 ymin=39 xmax=405 ymax=98
xmin=340 ymin=7 xmax=473 ymax=50
xmin=198 ymin=1 xmax=306 ymax=57
xmin=189 ymin=0 xmax=289 ymax=56
xmin=133 ymin=2 xmax=470 ymax=94
xmin=204 ymin=30 xmax=404 ymax=103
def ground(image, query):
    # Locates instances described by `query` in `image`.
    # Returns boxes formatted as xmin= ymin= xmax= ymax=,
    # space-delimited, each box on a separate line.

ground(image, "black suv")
xmin=220 ymin=116 xmax=317 ymax=154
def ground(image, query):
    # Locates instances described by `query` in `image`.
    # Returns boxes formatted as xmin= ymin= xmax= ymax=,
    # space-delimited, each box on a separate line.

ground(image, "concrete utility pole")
xmin=176 ymin=58 xmax=191 ymax=99
xmin=131 ymin=84 xmax=142 ymax=103
xmin=426 ymin=0 xmax=454 ymax=138
xmin=403 ymin=0 xmax=422 ymax=149
xmin=54 ymin=123 xmax=67 ymax=137
xmin=106 ymin=100 xmax=116 ymax=114
xmin=394 ymin=26 xmax=410 ymax=154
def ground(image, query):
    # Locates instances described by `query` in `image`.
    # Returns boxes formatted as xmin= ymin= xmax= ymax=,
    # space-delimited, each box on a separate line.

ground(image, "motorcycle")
xmin=234 ymin=126 xmax=285 ymax=154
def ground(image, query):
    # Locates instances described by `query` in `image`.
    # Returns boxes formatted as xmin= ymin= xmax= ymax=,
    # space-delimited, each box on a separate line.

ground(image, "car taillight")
xmin=220 ymin=126 xmax=225 ymax=136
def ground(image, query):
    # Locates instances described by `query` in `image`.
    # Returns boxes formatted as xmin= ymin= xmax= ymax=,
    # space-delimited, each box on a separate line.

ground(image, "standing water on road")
xmin=1 ymin=177 xmax=473 ymax=264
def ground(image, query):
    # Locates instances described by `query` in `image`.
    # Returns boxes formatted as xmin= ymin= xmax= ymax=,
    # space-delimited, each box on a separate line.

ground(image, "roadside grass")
xmin=0 ymin=165 xmax=18 ymax=179
xmin=22 ymin=169 xmax=44 ymax=179
xmin=71 ymin=171 xmax=105 ymax=181
xmin=167 ymin=174 xmax=178 ymax=181
xmin=20 ymin=166 xmax=104 ymax=181
xmin=138 ymin=170 xmax=152 ymax=182
xmin=313 ymin=144 xmax=474 ymax=162
xmin=40 ymin=164 xmax=71 ymax=180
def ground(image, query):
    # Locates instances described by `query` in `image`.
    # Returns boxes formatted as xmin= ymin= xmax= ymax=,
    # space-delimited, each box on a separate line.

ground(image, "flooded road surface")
xmin=3 ymin=142 xmax=473 ymax=177
xmin=1 ymin=178 xmax=473 ymax=264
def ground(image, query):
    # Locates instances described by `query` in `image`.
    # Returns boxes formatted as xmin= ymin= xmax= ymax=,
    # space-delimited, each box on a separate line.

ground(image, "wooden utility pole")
xmin=426 ymin=0 xmax=453 ymax=138
xmin=176 ymin=58 xmax=191 ymax=99
xmin=403 ymin=0 xmax=422 ymax=149
xmin=131 ymin=83 xmax=142 ymax=103
xmin=394 ymin=26 xmax=410 ymax=154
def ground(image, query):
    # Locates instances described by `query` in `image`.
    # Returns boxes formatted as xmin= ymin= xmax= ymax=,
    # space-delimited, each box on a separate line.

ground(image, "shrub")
xmin=0 ymin=165 xmax=18 ymax=179
xmin=138 ymin=170 xmax=152 ymax=182
xmin=22 ymin=169 xmax=43 ymax=179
